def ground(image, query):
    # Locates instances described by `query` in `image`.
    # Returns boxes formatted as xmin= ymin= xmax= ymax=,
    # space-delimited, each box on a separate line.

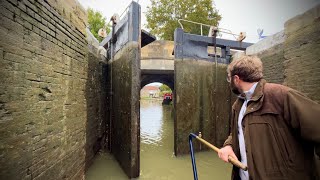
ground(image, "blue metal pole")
xmin=189 ymin=133 xmax=198 ymax=180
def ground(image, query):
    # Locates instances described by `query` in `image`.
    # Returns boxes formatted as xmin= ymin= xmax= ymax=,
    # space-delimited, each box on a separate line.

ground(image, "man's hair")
xmin=227 ymin=55 xmax=263 ymax=82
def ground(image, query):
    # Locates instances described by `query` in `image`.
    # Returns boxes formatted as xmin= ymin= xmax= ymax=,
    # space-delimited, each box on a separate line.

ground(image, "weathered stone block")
xmin=26 ymin=6 xmax=35 ymax=17
xmin=0 ymin=0 xmax=107 ymax=179
xmin=22 ymin=0 xmax=38 ymax=13
xmin=7 ymin=0 xmax=18 ymax=6
xmin=1 ymin=0 xmax=16 ymax=13
xmin=17 ymin=1 xmax=27 ymax=12
xmin=0 ymin=5 xmax=15 ymax=20
xmin=0 ymin=48 xmax=3 ymax=60
xmin=23 ymin=20 xmax=32 ymax=30
xmin=285 ymin=4 xmax=320 ymax=36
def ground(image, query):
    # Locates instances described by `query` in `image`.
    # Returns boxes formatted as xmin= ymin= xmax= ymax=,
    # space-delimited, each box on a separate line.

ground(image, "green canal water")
xmin=85 ymin=100 xmax=231 ymax=180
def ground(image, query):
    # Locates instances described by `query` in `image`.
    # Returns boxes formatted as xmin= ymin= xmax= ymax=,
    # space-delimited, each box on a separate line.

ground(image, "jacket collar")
xmin=232 ymin=79 xmax=266 ymax=111
xmin=238 ymin=82 xmax=258 ymax=100
xmin=250 ymin=79 xmax=266 ymax=102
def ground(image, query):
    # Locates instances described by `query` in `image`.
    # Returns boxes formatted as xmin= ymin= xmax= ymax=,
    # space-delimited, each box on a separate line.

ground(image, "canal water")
xmin=86 ymin=100 xmax=231 ymax=180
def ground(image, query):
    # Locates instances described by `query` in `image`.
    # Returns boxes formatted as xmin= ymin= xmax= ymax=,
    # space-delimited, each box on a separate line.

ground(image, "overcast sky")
xmin=78 ymin=0 xmax=319 ymax=43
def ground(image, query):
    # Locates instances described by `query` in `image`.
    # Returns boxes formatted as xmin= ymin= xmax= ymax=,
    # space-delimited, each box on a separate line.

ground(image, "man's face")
xmin=228 ymin=75 xmax=241 ymax=95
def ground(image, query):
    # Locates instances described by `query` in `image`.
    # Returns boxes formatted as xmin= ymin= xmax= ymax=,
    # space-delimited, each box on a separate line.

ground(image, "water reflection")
xmin=85 ymin=99 xmax=231 ymax=180
xmin=140 ymin=100 xmax=163 ymax=145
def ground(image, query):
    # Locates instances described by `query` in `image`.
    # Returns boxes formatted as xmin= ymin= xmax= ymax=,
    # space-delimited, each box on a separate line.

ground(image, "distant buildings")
xmin=140 ymin=86 xmax=160 ymax=98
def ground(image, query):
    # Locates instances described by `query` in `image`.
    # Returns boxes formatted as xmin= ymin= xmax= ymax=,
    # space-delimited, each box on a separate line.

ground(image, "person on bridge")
xmin=218 ymin=55 xmax=320 ymax=180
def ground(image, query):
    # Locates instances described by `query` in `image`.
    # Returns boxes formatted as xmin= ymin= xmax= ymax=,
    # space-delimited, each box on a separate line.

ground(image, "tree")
xmin=87 ymin=8 xmax=110 ymax=42
xmin=146 ymin=0 xmax=221 ymax=40
xmin=159 ymin=84 xmax=172 ymax=92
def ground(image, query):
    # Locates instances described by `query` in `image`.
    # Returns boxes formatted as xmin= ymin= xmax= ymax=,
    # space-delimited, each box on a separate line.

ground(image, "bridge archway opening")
xmin=140 ymin=82 xmax=173 ymax=99
xmin=141 ymin=74 xmax=174 ymax=91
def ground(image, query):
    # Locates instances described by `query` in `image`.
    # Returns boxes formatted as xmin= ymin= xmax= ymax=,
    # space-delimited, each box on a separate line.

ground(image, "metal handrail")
xmin=119 ymin=3 xmax=131 ymax=19
xmin=105 ymin=2 xmax=131 ymax=28
xmin=178 ymin=19 xmax=212 ymax=36
xmin=178 ymin=19 xmax=241 ymax=40
xmin=189 ymin=133 xmax=247 ymax=180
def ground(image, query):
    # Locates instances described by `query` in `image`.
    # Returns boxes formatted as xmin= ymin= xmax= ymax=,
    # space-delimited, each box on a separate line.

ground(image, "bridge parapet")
xmin=141 ymin=40 xmax=174 ymax=72
xmin=141 ymin=40 xmax=174 ymax=60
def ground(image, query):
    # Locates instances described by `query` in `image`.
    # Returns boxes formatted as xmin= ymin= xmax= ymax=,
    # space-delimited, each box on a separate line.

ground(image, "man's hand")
xmin=218 ymin=145 xmax=238 ymax=163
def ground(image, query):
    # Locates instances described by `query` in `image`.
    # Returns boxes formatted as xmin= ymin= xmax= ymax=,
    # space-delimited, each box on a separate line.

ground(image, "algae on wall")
xmin=109 ymin=42 xmax=141 ymax=177
xmin=174 ymin=58 xmax=231 ymax=155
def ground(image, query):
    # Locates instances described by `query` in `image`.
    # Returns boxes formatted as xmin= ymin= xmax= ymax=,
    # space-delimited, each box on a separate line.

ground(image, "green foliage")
xmin=159 ymin=84 xmax=172 ymax=92
xmin=146 ymin=0 xmax=221 ymax=40
xmin=159 ymin=84 xmax=173 ymax=100
xmin=87 ymin=8 xmax=110 ymax=42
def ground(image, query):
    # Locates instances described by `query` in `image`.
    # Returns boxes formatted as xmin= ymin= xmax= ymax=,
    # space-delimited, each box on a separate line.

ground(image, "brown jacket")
xmin=224 ymin=79 xmax=320 ymax=180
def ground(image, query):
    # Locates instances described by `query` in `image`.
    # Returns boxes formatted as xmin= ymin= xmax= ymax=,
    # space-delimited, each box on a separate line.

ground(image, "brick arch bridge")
xmin=141 ymin=40 xmax=174 ymax=90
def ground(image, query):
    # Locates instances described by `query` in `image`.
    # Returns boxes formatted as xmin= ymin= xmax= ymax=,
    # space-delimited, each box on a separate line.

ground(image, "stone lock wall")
xmin=283 ymin=5 xmax=320 ymax=103
xmin=85 ymin=29 xmax=108 ymax=173
xmin=0 ymin=0 xmax=107 ymax=179
xmin=246 ymin=5 xmax=320 ymax=103
xmin=246 ymin=31 xmax=286 ymax=84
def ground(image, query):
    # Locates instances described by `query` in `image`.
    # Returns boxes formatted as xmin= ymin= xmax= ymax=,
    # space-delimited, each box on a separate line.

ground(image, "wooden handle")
xmin=195 ymin=136 xmax=248 ymax=171
xmin=228 ymin=156 xmax=248 ymax=171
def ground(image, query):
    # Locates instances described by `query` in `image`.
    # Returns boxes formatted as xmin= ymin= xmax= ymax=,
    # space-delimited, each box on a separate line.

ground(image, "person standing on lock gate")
xmin=218 ymin=55 xmax=320 ymax=180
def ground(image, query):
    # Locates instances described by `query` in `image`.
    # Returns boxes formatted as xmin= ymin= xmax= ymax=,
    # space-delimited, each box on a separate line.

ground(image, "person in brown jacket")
xmin=218 ymin=55 xmax=320 ymax=180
